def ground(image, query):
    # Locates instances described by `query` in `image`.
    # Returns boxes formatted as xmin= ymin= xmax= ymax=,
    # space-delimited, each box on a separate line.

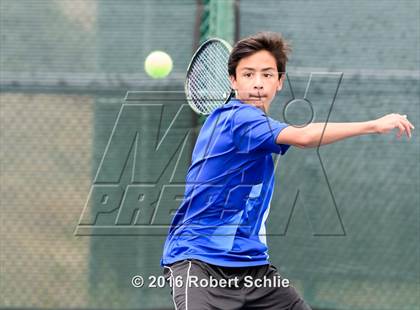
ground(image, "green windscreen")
xmin=1 ymin=1 xmax=418 ymax=310
xmin=239 ymin=1 xmax=419 ymax=309
xmin=1 ymin=1 xmax=196 ymax=309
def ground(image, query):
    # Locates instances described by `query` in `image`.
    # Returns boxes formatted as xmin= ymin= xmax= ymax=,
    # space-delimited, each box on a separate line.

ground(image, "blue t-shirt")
xmin=161 ymin=98 xmax=290 ymax=267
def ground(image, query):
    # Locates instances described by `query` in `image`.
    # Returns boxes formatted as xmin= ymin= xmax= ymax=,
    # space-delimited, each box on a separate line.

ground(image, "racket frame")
xmin=185 ymin=38 xmax=233 ymax=115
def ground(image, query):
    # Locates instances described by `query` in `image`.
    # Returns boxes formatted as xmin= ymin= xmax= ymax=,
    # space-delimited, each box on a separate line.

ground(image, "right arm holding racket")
xmin=277 ymin=114 xmax=415 ymax=149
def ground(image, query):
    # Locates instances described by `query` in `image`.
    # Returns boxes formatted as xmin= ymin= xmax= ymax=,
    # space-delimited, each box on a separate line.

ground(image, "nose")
xmin=253 ymin=75 xmax=263 ymax=90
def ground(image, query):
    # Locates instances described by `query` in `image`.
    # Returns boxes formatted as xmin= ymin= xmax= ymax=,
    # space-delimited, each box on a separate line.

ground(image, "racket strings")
xmin=189 ymin=50 xmax=227 ymax=112
xmin=186 ymin=41 xmax=232 ymax=115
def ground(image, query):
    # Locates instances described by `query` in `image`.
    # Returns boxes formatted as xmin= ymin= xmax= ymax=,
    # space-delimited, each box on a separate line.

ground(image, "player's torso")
xmin=161 ymin=102 xmax=277 ymax=267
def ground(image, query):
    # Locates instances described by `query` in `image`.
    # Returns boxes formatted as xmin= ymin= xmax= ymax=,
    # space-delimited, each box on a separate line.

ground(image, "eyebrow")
xmin=240 ymin=67 xmax=276 ymax=71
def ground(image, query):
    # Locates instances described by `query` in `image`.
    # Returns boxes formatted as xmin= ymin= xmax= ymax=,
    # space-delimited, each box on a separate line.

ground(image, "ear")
xmin=277 ymin=75 xmax=285 ymax=91
xmin=229 ymin=75 xmax=237 ymax=90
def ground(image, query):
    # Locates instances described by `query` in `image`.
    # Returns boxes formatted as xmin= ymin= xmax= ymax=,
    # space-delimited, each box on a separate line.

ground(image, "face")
xmin=229 ymin=50 xmax=283 ymax=113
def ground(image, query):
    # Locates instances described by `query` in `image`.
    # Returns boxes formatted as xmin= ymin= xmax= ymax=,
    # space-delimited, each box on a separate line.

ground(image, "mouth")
xmin=249 ymin=93 xmax=267 ymax=100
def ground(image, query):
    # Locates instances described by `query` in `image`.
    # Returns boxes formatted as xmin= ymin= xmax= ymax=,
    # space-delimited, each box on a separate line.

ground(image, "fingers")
xmin=379 ymin=113 xmax=415 ymax=139
xmin=396 ymin=114 xmax=414 ymax=139
xmin=402 ymin=115 xmax=415 ymax=138
xmin=398 ymin=116 xmax=410 ymax=138
xmin=396 ymin=122 xmax=405 ymax=139
xmin=400 ymin=114 xmax=415 ymax=129
xmin=404 ymin=120 xmax=412 ymax=138
xmin=404 ymin=116 xmax=415 ymax=130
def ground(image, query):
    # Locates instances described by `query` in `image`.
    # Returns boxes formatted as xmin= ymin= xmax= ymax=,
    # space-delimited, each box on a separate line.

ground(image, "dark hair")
xmin=228 ymin=32 xmax=291 ymax=79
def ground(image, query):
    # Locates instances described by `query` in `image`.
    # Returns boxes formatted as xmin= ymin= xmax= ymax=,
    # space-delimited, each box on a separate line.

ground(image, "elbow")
xmin=295 ymin=143 xmax=307 ymax=149
xmin=296 ymin=133 xmax=312 ymax=149
xmin=276 ymin=127 xmax=313 ymax=149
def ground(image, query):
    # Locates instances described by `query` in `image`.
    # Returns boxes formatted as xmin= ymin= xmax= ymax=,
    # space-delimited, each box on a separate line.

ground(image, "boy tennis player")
xmin=160 ymin=32 xmax=414 ymax=310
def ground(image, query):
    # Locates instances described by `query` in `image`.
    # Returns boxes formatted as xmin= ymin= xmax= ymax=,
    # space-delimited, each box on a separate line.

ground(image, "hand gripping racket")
xmin=185 ymin=38 xmax=233 ymax=115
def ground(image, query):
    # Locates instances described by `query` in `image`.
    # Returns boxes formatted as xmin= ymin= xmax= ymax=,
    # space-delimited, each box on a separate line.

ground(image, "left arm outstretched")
xmin=276 ymin=113 xmax=415 ymax=149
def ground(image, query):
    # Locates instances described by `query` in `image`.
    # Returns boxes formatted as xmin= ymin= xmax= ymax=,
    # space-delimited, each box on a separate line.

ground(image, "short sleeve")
xmin=232 ymin=107 xmax=291 ymax=155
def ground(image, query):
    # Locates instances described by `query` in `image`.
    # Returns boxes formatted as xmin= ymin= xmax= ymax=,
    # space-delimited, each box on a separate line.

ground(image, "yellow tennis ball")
xmin=144 ymin=51 xmax=173 ymax=79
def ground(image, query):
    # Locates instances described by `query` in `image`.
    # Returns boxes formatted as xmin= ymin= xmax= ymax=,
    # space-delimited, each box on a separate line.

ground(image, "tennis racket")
xmin=185 ymin=38 xmax=233 ymax=115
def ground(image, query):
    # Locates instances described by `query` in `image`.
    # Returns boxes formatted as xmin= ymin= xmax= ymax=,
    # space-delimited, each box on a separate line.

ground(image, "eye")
xmin=243 ymin=72 xmax=253 ymax=78
xmin=264 ymin=73 xmax=274 ymax=78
